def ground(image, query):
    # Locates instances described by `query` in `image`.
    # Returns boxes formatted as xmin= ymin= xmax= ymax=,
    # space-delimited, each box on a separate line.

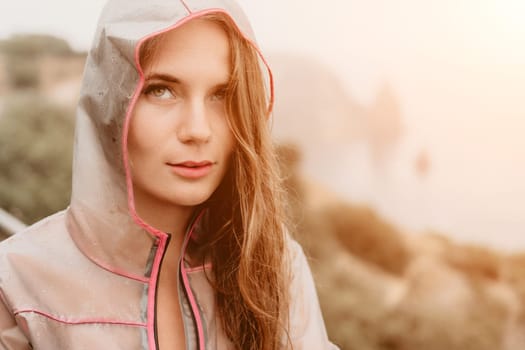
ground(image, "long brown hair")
xmin=140 ymin=13 xmax=291 ymax=350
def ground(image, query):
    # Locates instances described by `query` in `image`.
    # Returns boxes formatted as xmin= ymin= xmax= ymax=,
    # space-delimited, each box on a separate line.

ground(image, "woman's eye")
xmin=211 ymin=88 xmax=227 ymax=101
xmin=143 ymin=85 xmax=175 ymax=100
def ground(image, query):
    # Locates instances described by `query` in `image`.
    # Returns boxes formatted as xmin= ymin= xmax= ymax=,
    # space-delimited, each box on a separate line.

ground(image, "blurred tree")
xmin=0 ymin=34 xmax=74 ymax=89
xmin=0 ymin=92 xmax=74 ymax=224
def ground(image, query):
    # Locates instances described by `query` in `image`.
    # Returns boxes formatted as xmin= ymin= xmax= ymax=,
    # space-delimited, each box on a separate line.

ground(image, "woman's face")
xmin=128 ymin=19 xmax=235 ymax=218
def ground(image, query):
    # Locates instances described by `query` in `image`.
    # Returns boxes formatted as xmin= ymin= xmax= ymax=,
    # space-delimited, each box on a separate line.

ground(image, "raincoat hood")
xmin=69 ymin=0 xmax=273 ymax=278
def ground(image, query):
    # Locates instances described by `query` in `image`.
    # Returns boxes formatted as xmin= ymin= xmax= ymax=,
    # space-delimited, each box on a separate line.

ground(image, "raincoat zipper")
xmin=153 ymin=234 xmax=171 ymax=349
xmin=150 ymin=210 xmax=206 ymax=350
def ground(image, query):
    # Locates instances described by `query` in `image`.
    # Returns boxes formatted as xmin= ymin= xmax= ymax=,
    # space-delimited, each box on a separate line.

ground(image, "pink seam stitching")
xmin=79 ymin=253 xmax=149 ymax=283
xmin=14 ymin=309 xmax=146 ymax=327
xmin=185 ymin=263 xmax=212 ymax=273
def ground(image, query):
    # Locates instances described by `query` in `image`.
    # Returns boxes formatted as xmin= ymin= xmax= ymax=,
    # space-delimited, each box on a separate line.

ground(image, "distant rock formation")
xmin=269 ymin=53 xmax=404 ymax=167
xmin=269 ymin=54 xmax=365 ymax=149
xmin=366 ymin=83 xmax=404 ymax=165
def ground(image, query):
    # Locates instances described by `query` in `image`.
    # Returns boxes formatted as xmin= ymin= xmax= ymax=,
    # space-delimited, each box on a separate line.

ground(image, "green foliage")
xmin=0 ymin=34 xmax=72 ymax=57
xmin=0 ymin=92 xmax=74 ymax=224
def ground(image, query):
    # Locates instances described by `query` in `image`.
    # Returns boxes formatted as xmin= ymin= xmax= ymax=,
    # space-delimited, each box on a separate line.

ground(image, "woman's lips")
xmin=167 ymin=161 xmax=214 ymax=179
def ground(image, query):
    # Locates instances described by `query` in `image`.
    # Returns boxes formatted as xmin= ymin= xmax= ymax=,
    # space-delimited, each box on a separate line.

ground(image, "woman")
xmin=0 ymin=0 xmax=337 ymax=349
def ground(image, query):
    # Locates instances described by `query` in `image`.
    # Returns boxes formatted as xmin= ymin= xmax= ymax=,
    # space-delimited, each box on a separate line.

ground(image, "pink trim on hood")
xmin=122 ymin=8 xmax=274 ymax=240
xmin=185 ymin=263 xmax=212 ymax=274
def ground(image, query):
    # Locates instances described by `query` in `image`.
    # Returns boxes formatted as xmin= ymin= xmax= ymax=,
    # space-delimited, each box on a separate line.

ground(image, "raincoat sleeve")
xmin=0 ymin=296 xmax=30 ymax=350
xmin=287 ymin=240 xmax=340 ymax=350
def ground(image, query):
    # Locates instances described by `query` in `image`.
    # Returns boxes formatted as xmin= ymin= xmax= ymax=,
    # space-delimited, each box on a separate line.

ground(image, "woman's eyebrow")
xmin=144 ymin=73 xmax=181 ymax=84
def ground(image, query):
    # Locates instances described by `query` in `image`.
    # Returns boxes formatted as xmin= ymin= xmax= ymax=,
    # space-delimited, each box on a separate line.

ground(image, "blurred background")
xmin=1 ymin=1 xmax=524 ymax=349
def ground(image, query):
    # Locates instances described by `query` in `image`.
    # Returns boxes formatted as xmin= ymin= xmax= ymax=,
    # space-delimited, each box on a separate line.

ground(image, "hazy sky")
xmin=2 ymin=0 xmax=524 ymax=101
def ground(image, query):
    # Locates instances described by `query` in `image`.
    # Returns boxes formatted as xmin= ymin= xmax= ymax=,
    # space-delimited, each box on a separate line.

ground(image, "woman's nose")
xmin=177 ymin=99 xmax=212 ymax=144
